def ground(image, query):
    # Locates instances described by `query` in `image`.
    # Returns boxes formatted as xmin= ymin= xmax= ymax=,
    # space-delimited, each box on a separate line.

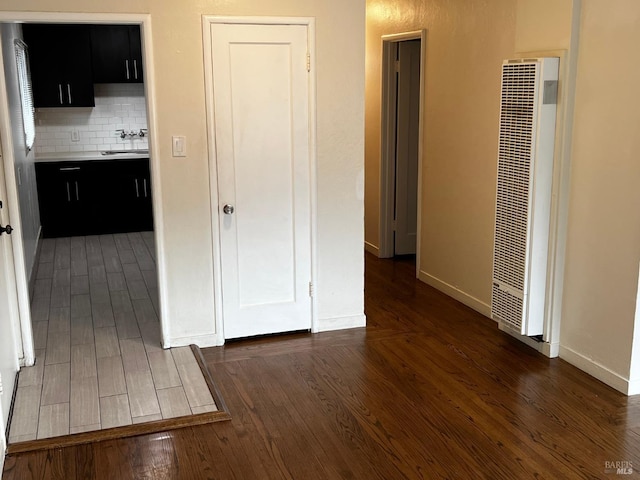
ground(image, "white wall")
xmin=1 ymin=23 xmax=40 ymax=285
xmin=558 ymin=0 xmax=640 ymax=394
xmin=630 ymin=265 xmax=640 ymax=393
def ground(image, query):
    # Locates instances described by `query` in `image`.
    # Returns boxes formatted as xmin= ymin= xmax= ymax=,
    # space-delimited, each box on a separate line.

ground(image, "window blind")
xmin=14 ymin=39 xmax=35 ymax=151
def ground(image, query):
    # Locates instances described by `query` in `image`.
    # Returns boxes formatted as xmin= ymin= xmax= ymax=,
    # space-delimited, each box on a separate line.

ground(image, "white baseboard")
xmin=541 ymin=341 xmax=560 ymax=358
xmin=628 ymin=378 xmax=640 ymax=396
xmin=540 ymin=342 xmax=560 ymax=358
xmin=364 ymin=241 xmax=379 ymax=256
xmin=0 ymin=414 xmax=5 ymax=472
xmin=418 ymin=270 xmax=491 ymax=318
xmin=164 ymin=333 xmax=222 ymax=349
xmin=168 ymin=316 xmax=368 ymax=347
xmin=314 ymin=314 xmax=366 ymax=333
xmin=560 ymin=345 xmax=630 ymax=395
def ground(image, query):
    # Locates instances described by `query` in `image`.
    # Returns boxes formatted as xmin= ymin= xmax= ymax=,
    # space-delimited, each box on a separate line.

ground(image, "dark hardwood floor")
xmin=4 ymin=253 xmax=640 ymax=479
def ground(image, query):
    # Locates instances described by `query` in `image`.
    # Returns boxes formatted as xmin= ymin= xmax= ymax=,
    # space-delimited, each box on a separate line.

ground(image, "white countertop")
xmin=35 ymin=150 xmax=150 ymax=163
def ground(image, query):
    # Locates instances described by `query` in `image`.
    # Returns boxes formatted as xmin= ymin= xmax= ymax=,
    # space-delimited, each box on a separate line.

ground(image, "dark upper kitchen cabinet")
xmin=91 ymin=25 xmax=143 ymax=83
xmin=22 ymin=24 xmax=95 ymax=108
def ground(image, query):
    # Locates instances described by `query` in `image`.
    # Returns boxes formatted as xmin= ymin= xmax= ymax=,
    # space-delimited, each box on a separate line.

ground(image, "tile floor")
xmin=8 ymin=232 xmax=218 ymax=443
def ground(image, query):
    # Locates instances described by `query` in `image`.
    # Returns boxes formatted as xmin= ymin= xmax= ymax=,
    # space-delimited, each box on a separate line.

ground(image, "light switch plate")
xmin=71 ymin=129 xmax=80 ymax=142
xmin=172 ymin=135 xmax=186 ymax=157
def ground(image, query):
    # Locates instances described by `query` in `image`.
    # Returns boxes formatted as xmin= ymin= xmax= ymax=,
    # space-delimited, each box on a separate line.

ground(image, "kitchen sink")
xmin=101 ymin=149 xmax=149 ymax=155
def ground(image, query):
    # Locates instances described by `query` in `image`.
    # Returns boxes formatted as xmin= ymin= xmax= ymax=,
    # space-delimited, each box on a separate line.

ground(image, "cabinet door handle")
xmin=59 ymin=167 xmax=80 ymax=171
xmin=58 ymin=84 xmax=63 ymax=104
xmin=133 ymin=60 xmax=138 ymax=80
xmin=125 ymin=60 xmax=130 ymax=80
xmin=66 ymin=181 xmax=71 ymax=202
xmin=67 ymin=84 xmax=72 ymax=104
xmin=135 ymin=178 xmax=140 ymax=197
xmin=75 ymin=181 xmax=79 ymax=201
xmin=143 ymin=178 xmax=147 ymax=197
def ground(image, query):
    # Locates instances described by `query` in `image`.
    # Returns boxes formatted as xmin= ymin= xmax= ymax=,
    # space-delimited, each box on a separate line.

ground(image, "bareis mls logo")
xmin=604 ymin=461 xmax=633 ymax=475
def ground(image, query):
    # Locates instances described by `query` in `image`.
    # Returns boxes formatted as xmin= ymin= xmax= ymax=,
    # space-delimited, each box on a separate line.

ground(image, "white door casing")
xmin=0 ymin=13 xmax=170 ymax=356
xmin=0 ymin=29 xmax=25 ymax=444
xmin=0 ymin=26 xmax=32 ymax=366
xmin=205 ymin=20 xmax=314 ymax=340
xmin=0 ymin=139 xmax=21 ymax=443
xmin=379 ymin=30 xmax=425 ymax=270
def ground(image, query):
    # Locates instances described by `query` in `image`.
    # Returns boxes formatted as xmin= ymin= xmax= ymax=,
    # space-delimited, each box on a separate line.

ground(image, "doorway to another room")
xmin=0 ymin=14 xmax=175 ymax=443
xmin=379 ymin=32 xmax=425 ymax=271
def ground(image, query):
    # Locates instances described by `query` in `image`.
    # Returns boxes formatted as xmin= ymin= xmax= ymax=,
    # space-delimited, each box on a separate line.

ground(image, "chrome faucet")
xmin=115 ymin=129 xmax=148 ymax=139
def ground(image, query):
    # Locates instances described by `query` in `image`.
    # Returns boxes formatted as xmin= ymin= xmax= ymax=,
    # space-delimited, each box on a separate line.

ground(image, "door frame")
xmin=202 ymin=15 xmax=318 ymax=343
xmin=0 ymin=84 xmax=24 ymax=460
xmin=0 ymin=11 xmax=169 ymax=361
xmin=0 ymin=28 xmax=29 ymax=366
xmin=379 ymin=31 xmax=426 ymax=273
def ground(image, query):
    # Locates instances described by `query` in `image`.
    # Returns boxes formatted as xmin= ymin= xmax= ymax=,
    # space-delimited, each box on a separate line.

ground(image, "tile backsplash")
xmin=34 ymin=83 xmax=148 ymax=154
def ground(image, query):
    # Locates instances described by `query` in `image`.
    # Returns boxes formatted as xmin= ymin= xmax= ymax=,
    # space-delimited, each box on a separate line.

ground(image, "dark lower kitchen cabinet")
xmin=35 ymin=159 xmax=153 ymax=238
xmin=91 ymin=25 xmax=143 ymax=83
xmin=35 ymin=163 xmax=89 ymax=237
xmin=23 ymin=24 xmax=95 ymax=108
xmin=113 ymin=160 xmax=153 ymax=232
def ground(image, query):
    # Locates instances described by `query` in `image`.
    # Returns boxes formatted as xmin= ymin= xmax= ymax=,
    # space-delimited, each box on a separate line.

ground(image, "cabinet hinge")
xmin=306 ymin=53 xmax=311 ymax=72
xmin=308 ymin=282 xmax=314 ymax=297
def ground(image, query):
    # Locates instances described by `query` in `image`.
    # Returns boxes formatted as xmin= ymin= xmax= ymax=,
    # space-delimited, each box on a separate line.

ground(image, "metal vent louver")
xmin=491 ymin=58 xmax=559 ymax=336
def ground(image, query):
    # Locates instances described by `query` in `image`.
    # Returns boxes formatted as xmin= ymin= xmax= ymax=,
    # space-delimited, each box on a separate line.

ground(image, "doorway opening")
xmin=379 ymin=31 xmax=425 ymax=274
xmin=0 ymin=12 xmax=169 ymax=442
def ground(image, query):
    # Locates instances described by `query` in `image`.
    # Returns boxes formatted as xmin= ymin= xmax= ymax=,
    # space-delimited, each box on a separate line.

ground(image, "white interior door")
xmin=209 ymin=22 xmax=312 ymax=340
xmin=0 ymin=150 xmax=19 ymax=434
xmin=394 ymin=39 xmax=420 ymax=255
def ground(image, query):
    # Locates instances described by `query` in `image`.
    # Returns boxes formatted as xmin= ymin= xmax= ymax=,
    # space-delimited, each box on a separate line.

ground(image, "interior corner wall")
xmin=365 ymin=0 xmax=517 ymax=313
xmin=558 ymin=0 xmax=640 ymax=393
xmin=0 ymin=0 xmax=366 ymax=343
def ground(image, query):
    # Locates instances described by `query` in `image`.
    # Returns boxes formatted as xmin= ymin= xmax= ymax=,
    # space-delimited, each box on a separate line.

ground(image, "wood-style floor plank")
xmin=5 ymin=254 xmax=640 ymax=479
xmin=8 ymin=232 xmax=223 ymax=449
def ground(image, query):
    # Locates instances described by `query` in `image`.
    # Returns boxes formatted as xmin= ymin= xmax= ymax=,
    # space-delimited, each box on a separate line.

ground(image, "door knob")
xmin=223 ymin=204 xmax=235 ymax=215
xmin=0 ymin=224 xmax=13 ymax=235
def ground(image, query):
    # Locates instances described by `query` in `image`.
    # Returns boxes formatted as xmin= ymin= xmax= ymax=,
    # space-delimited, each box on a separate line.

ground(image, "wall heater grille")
xmin=491 ymin=58 xmax=559 ymax=336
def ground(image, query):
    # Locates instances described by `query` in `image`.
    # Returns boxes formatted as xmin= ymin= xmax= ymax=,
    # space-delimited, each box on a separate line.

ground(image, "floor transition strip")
xmin=6 ymin=345 xmax=231 ymax=454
